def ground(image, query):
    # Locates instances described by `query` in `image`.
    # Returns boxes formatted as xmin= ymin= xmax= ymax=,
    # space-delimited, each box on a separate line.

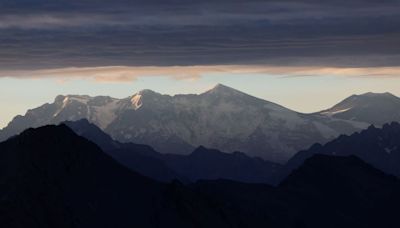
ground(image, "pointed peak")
xmin=129 ymin=89 xmax=164 ymax=109
xmin=213 ymin=83 xmax=230 ymax=89
xmin=191 ymin=146 xmax=221 ymax=155
xmin=212 ymin=83 xmax=234 ymax=90
xmin=192 ymin=145 xmax=209 ymax=153
xmin=204 ymin=83 xmax=242 ymax=95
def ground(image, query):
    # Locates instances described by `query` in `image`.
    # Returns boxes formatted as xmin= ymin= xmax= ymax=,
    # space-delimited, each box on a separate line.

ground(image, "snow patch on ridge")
xmin=321 ymin=107 xmax=352 ymax=117
xmin=131 ymin=94 xmax=143 ymax=110
xmin=53 ymin=96 xmax=83 ymax=117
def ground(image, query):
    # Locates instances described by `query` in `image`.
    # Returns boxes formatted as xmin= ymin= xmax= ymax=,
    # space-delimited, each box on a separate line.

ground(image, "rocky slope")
xmin=0 ymin=84 xmax=372 ymax=162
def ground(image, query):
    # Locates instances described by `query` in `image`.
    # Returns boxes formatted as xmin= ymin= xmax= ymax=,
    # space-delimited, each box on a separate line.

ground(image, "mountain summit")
xmin=319 ymin=92 xmax=400 ymax=125
xmin=0 ymin=85 xmax=384 ymax=162
xmin=204 ymin=83 xmax=245 ymax=96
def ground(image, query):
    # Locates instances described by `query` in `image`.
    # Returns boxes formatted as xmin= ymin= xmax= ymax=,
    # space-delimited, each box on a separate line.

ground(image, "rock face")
xmin=0 ymin=84 xmax=373 ymax=162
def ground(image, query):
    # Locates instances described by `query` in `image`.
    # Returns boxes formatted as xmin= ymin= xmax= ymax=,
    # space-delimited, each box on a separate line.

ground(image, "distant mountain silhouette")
xmin=65 ymin=119 xmax=281 ymax=184
xmin=2 ymin=125 xmax=400 ymax=227
xmin=283 ymin=122 xmax=400 ymax=179
xmin=163 ymin=146 xmax=281 ymax=183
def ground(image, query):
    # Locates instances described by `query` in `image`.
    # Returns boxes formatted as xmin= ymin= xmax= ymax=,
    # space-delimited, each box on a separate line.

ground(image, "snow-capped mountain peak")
xmin=55 ymin=95 xmax=91 ymax=104
xmin=1 ymin=86 xmax=393 ymax=163
xmin=319 ymin=92 xmax=400 ymax=125
xmin=67 ymin=95 xmax=90 ymax=103
xmin=46 ymin=94 xmax=121 ymax=129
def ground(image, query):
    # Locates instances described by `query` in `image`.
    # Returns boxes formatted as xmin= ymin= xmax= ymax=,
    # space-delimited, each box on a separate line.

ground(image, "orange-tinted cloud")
xmin=1 ymin=65 xmax=400 ymax=83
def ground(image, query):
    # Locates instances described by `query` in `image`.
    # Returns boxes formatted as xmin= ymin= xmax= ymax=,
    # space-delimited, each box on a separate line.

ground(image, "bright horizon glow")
xmin=1 ymin=70 xmax=400 ymax=129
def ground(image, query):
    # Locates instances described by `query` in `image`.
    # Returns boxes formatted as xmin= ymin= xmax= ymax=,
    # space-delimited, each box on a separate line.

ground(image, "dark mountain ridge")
xmin=283 ymin=122 xmax=400 ymax=179
xmin=163 ymin=146 xmax=281 ymax=183
xmin=2 ymin=125 xmax=400 ymax=227
xmin=65 ymin=119 xmax=281 ymax=184
xmin=0 ymin=124 xmax=237 ymax=228
xmin=194 ymin=154 xmax=400 ymax=228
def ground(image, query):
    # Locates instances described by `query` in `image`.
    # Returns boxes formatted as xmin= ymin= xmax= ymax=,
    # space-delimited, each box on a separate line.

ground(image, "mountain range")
xmin=66 ymin=119 xmax=400 ymax=186
xmin=65 ymin=119 xmax=281 ymax=184
xmin=283 ymin=122 xmax=400 ymax=179
xmin=2 ymin=124 xmax=400 ymax=227
xmin=1 ymin=84 xmax=400 ymax=162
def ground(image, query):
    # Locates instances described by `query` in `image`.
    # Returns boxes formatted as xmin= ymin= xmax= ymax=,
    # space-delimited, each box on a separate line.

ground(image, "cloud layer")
xmin=1 ymin=0 xmax=400 ymax=71
xmin=2 ymin=65 xmax=400 ymax=82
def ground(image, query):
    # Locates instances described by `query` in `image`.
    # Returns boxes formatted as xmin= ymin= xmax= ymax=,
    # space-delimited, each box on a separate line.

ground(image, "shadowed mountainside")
xmin=2 ymin=125 xmax=400 ymax=227
xmin=283 ymin=122 xmax=400 ymax=179
xmin=0 ymin=125 xmax=233 ymax=228
xmin=65 ymin=119 xmax=281 ymax=184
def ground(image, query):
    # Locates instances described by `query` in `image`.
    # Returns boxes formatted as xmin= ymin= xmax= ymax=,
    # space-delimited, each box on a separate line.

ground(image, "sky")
xmin=1 ymin=0 xmax=400 ymax=128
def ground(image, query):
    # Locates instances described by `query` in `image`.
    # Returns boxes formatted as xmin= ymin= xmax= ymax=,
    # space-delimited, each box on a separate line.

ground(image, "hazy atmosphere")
xmin=1 ymin=1 xmax=400 ymax=227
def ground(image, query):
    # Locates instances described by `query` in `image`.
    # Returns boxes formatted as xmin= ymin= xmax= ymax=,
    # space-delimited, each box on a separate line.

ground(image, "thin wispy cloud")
xmin=2 ymin=65 xmax=400 ymax=82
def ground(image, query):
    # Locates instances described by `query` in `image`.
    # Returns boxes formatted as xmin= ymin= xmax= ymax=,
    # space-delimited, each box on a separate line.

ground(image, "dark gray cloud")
xmin=1 ymin=0 xmax=400 ymax=69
